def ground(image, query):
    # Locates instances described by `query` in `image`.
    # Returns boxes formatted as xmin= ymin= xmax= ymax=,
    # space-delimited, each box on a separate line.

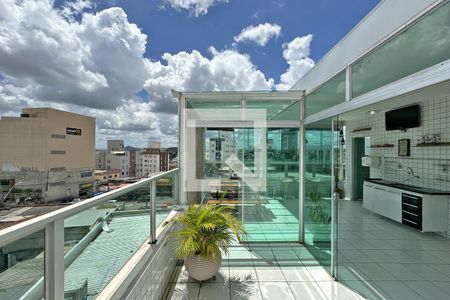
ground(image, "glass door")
xmin=241 ymin=127 xmax=300 ymax=242
xmin=304 ymin=116 xmax=339 ymax=274
xmin=200 ymin=125 xmax=300 ymax=243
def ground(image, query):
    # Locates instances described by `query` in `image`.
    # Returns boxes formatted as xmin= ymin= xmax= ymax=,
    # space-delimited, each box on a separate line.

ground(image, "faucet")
xmin=406 ymin=167 xmax=419 ymax=178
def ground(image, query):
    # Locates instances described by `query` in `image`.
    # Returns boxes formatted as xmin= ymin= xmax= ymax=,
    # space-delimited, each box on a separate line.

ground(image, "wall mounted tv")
xmin=385 ymin=105 xmax=421 ymax=131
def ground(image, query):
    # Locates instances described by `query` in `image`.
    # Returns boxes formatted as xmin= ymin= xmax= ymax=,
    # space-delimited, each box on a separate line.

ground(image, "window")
xmin=305 ymin=70 xmax=346 ymax=117
xmin=50 ymin=150 xmax=66 ymax=155
xmin=81 ymin=171 xmax=92 ymax=178
xmin=51 ymin=134 xmax=66 ymax=139
xmin=352 ymin=2 xmax=450 ymax=97
xmin=50 ymin=167 xmax=66 ymax=172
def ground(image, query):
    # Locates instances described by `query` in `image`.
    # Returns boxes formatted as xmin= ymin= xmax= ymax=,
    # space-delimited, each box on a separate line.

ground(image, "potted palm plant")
xmin=171 ymin=204 xmax=245 ymax=281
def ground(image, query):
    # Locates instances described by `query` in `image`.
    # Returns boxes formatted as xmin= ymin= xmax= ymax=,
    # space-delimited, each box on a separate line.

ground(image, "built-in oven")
xmin=401 ymin=193 xmax=422 ymax=231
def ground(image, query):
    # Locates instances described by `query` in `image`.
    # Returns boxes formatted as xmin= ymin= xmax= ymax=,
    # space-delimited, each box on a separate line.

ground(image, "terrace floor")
xmin=337 ymin=200 xmax=450 ymax=300
xmin=164 ymin=242 xmax=365 ymax=300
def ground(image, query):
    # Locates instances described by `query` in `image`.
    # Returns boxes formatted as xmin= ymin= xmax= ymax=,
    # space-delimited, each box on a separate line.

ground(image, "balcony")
xmin=0 ymin=168 xmax=366 ymax=300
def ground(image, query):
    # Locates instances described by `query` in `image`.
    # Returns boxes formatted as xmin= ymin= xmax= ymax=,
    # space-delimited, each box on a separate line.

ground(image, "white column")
xmin=45 ymin=219 xmax=64 ymax=300
xmin=345 ymin=65 xmax=352 ymax=102
xmin=150 ymin=180 xmax=157 ymax=244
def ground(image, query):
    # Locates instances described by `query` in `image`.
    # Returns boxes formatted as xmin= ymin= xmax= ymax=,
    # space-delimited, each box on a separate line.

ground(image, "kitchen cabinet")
xmin=363 ymin=181 xmax=448 ymax=232
xmin=362 ymin=183 xmax=374 ymax=210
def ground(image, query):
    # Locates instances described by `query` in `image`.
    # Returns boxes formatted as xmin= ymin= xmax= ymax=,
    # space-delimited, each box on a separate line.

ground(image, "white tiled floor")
xmin=163 ymin=201 xmax=450 ymax=299
xmin=164 ymin=243 xmax=366 ymax=300
xmin=337 ymin=201 xmax=450 ymax=300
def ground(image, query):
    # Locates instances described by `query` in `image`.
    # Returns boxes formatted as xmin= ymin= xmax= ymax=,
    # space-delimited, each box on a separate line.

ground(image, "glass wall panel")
xmin=305 ymin=71 xmax=346 ymax=117
xmin=155 ymin=176 xmax=176 ymax=226
xmin=245 ymin=100 xmax=300 ymax=120
xmin=186 ymin=99 xmax=240 ymax=109
xmin=63 ymin=183 xmax=151 ymax=299
xmin=352 ymin=2 xmax=450 ymax=98
xmin=304 ymin=118 xmax=336 ymax=273
xmin=241 ymin=128 xmax=299 ymax=242
xmin=196 ymin=126 xmax=300 ymax=242
xmin=0 ymin=229 xmax=45 ymax=299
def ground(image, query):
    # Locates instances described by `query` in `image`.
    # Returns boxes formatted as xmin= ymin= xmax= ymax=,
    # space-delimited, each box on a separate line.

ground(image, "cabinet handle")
xmin=402 ymin=210 xmax=418 ymax=217
xmin=403 ymin=194 xmax=421 ymax=200
xmin=402 ymin=202 xmax=419 ymax=209
xmin=403 ymin=218 xmax=418 ymax=225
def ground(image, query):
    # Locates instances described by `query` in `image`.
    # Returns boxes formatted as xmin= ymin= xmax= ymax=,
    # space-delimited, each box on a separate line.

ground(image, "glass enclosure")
xmin=196 ymin=126 xmax=300 ymax=242
xmin=185 ymin=97 xmax=301 ymax=242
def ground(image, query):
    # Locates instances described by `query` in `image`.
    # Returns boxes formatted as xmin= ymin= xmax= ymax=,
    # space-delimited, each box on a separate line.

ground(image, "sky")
xmin=0 ymin=0 xmax=379 ymax=148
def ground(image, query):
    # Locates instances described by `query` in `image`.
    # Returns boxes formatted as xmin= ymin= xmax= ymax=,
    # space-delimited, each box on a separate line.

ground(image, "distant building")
xmin=159 ymin=151 xmax=169 ymax=171
xmin=207 ymin=131 xmax=236 ymax=163
xmin=142 ymin=148 xmax=160 ymax=176
xmin=107 ymin=140 xmax=124 ymax=152
xmin=148 ymin=141 xmax=161 ymax=149
xmin=95 ymin=150 xmax=106 ymax=170
xmin=0 ymin=108 xmax=95 ymax=202
xmin=106 ymin=150 xmax=130 ymax=178
xmin=95 ymin=169 xmax=121 ymax=184
xmin=96 ymin=140 xmax=169 ymax=178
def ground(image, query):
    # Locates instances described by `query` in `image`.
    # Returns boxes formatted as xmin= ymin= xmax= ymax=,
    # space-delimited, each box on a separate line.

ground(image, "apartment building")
xmin=96 ymin=140 xmax=167 ymax=178
xmin=106 ymin=151 xmax=130 ymax=178
xmin=142 ymin=148 xmax=160 ymax=176
xmin=0 ymin=108 xmax=95 ymax=201
xmin=95 ymin=150 xmax=106 ymax=170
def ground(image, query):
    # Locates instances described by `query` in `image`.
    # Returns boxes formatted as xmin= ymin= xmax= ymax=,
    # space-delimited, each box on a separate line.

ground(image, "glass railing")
xmin=0 ymin=168 xmax=179 ymax=300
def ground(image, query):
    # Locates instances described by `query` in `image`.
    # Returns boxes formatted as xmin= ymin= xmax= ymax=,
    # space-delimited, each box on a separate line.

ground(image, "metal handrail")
xmin=0 ymin=168 xmax=179 ymax=248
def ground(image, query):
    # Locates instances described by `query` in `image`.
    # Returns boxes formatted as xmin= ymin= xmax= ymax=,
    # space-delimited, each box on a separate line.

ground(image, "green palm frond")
xmin=171 ymin=204 xmax=246 ymax=259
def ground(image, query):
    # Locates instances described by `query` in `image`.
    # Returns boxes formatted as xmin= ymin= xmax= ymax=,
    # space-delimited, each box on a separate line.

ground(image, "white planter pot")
xmin=184 ymin=254 xmax=222 ymax=281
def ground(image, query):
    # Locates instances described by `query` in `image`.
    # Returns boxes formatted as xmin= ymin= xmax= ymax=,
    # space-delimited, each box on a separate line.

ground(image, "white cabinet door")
xmin=363 ymin=183 xmax=374 ymax=211
xmin=373 ymin=187 xmax=386 ymax=216
xmin=386 ymin=190 xmax=402 ymax=222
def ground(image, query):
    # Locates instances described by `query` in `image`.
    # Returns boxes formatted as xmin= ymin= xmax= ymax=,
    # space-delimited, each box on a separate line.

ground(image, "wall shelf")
xmin=414 ymin=142 xmax=450 ymax=147
xmin=352 ymin=127 xmax=372 ymax=133
xmin=370 ymin=144 xmax=394 ymax=148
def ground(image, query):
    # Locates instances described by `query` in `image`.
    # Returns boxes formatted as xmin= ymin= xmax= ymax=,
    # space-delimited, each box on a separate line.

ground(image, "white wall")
xmin=345 ymin=93 xmax=450 ymax=237
xmin=124 ymin=228 xmax=177 ymax=300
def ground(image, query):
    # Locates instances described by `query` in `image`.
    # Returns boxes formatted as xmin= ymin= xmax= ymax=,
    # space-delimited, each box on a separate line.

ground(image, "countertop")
xmin=365 ymin=179 xmax=450 ymax=195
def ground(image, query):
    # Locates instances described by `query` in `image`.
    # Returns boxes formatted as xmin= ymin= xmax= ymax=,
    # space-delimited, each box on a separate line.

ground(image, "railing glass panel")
xmin=0 ymin=229 xmax=45 ymax=300
xmin=0 ymin=169 xmax=179 ymax=300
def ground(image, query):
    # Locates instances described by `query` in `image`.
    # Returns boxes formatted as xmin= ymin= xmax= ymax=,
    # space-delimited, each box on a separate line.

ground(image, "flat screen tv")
xmin=385 ymin=105 xmax=420 ymax=131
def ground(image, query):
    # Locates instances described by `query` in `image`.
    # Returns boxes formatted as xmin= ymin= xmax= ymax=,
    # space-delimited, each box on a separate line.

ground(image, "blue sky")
xmin=116 ymin=0 xmax=379 ymax=81
xmin=0 ymin=0 xmax=379 ymax=147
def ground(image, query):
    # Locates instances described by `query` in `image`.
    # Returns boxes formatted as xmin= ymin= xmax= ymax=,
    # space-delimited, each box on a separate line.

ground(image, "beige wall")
xmin=0 ymin=108 xmax=95 ymax=171
xmin=0 ymin=117 xmax=48 ymax=170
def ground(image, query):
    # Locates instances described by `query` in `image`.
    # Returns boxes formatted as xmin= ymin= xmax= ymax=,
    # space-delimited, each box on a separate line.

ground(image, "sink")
xmin=390 ymin=183 xmax=415 ymax=188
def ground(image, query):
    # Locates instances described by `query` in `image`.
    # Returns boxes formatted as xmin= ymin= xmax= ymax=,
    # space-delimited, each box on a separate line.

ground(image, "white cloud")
xmin=162 ymin=0 xmax=228 ymax=17
xmin=234 ymin=23 xmax=281 ymax=46
xmin=0 ymin=0 xmax=275 ymax=148
xmin=272 ymin=0 xmax=285 ymax=8
xmin=0 ymin=0 xmax=149 ymax=109
xmin=144 ymin=47 xmax=274 ymax=114
xmin=0 ymin=1 xmax=316 ymax=148
xmin=276 ymin=34 xmax=315 ymax=90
